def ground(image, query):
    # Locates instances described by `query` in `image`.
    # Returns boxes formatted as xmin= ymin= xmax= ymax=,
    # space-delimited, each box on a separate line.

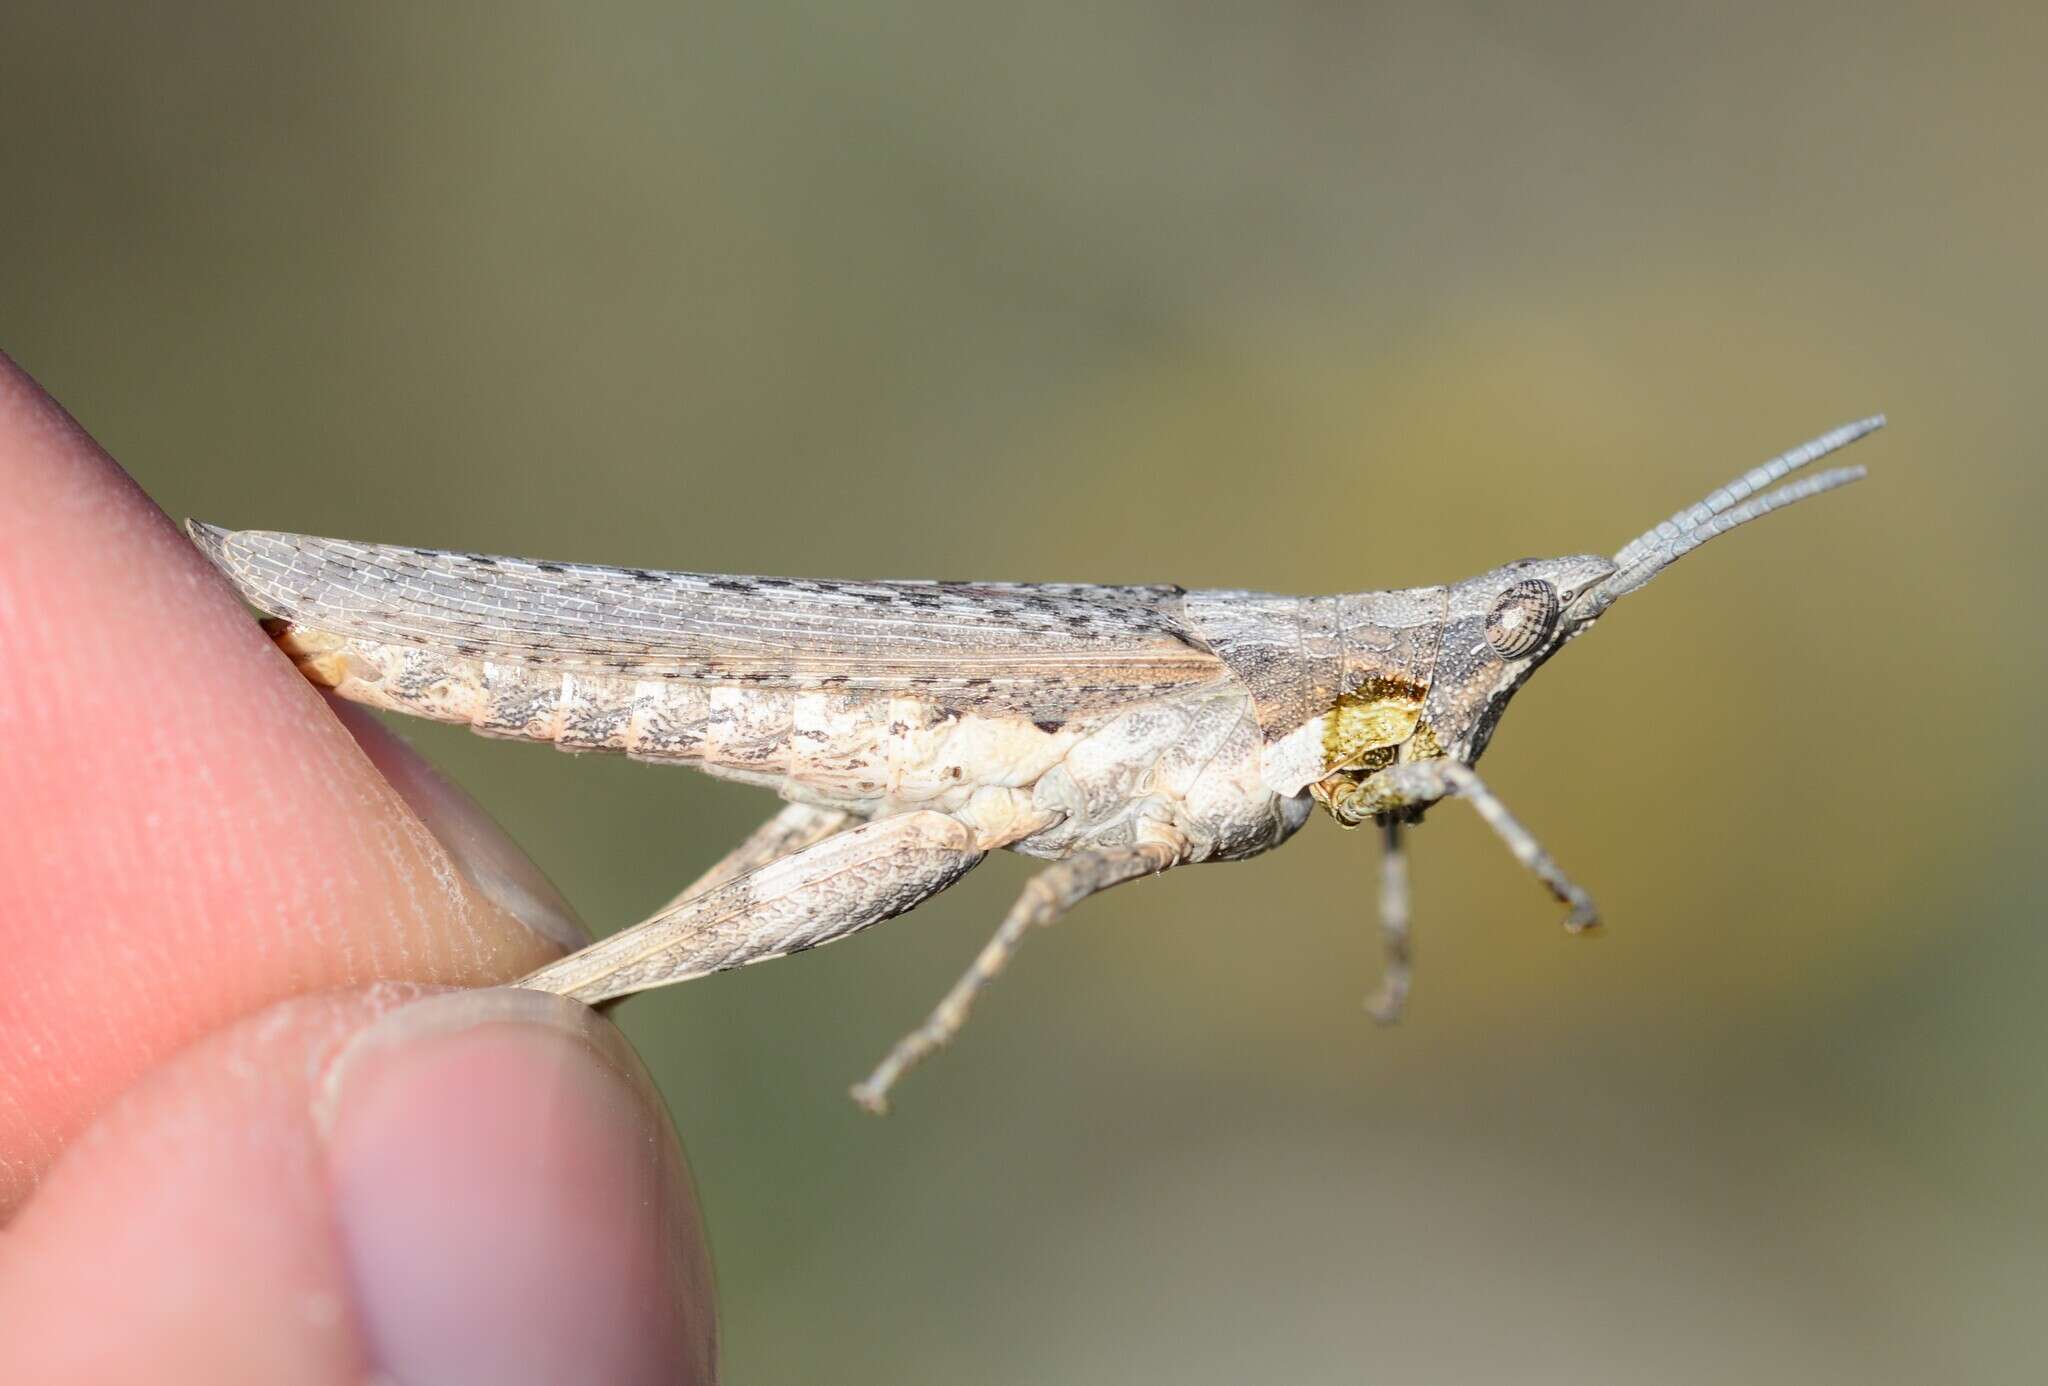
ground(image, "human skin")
xmin=0 ymin=353 xmax=716 ymax=1384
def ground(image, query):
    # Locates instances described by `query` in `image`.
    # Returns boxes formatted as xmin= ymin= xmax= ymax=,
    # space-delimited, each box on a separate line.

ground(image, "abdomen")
xmin=270 ymin=624 xmax=1084 ymax=822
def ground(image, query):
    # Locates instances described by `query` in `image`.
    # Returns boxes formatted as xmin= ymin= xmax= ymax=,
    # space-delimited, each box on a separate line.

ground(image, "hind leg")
xmin=519 ymin=810 xmax=983 ymax=1004
xmin=651 ymin=802 xmax=853 ymax=913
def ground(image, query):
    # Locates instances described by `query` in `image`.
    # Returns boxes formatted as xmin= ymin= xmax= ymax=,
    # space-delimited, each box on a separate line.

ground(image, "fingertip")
xmin=0 ymin=354 xmax=565 ymax=1206
xmin=329 ymin=698 xmax=587 ymax=950
xmin=320 ymin=989 xmax=716 ymax=1385
xmin=0 ymin=987 xmax=715 ymax=1385
xmin=0 ymin=988 xmax=426 ymax=1383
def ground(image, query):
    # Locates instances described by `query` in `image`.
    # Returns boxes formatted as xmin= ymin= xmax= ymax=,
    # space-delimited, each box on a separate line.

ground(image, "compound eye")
xmin=1485 ymin=579 xmax=1560 ymax=658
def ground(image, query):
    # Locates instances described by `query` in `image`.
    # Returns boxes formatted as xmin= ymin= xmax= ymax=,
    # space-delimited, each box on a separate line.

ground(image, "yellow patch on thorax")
xmin=1400 ymin=721 xmax=1447 ymax=763
xmin=1320 ymin=675 xmax=1427 ymax=773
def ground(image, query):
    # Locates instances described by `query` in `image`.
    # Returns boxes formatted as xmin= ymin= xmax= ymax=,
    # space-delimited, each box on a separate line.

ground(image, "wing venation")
xmin=191 ymin=525 xmax=1226 ymax=714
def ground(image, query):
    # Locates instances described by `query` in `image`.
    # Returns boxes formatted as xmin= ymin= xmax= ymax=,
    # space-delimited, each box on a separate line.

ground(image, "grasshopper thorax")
xmin=1298 ymin=554 xmax=1614 ymax=821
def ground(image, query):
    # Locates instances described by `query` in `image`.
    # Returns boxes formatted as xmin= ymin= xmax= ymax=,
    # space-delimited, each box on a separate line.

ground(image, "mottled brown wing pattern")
xmin=190 ymin=526 xmax=1227 ymax=716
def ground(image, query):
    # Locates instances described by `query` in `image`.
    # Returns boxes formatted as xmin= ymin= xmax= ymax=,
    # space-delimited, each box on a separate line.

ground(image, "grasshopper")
xmin=189 ymin=417 xmax=1882 ymax=1111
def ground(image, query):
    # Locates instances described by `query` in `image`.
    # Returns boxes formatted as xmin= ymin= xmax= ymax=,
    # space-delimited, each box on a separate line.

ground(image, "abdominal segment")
xmin=268 ymin=624 xmax=1079 ymax=828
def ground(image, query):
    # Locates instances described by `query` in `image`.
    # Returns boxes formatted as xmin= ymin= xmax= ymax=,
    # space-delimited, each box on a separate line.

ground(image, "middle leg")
xmin=1365 ymin=818 xmax=1413 ymax=1023
xmin=850 ymin=841 xmax=1179 ymax=1114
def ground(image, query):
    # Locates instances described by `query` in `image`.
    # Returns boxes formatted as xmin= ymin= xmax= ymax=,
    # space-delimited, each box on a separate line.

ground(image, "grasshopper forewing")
xmin=190 ymin=417 xmax=1883 ymax=1110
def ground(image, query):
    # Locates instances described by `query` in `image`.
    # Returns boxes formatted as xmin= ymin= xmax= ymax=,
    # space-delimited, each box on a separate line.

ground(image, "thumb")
xmin=0 ymin=986 xmax=716 ymax=1386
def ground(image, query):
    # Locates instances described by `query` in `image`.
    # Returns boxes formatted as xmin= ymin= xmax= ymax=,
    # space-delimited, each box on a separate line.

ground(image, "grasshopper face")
xmin=1410 ymin=554 xmax=1618 ymax=767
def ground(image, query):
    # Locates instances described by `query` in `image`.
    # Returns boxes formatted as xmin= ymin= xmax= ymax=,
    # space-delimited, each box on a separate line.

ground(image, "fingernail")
xmin=329 ymin=698 xmax=588 ymax=949
xmin=318 ymin=989 xmax=716 ymax=1386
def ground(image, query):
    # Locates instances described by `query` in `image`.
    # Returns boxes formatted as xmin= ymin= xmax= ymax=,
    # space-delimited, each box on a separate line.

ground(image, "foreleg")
xmin=1329 ymin=760 xmax=1600 ymax=932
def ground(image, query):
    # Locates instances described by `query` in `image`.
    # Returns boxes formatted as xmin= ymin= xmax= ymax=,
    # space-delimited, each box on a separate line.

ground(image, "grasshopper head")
xmin=1410 ymin=553 xmax=1617 ymax=765
xmin=1408 ymin=416 xmax=1884 ymax=768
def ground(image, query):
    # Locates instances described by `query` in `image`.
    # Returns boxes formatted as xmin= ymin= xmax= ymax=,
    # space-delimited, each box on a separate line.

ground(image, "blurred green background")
xmin=5 ymin=3 xmax=2043 ymax=1380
